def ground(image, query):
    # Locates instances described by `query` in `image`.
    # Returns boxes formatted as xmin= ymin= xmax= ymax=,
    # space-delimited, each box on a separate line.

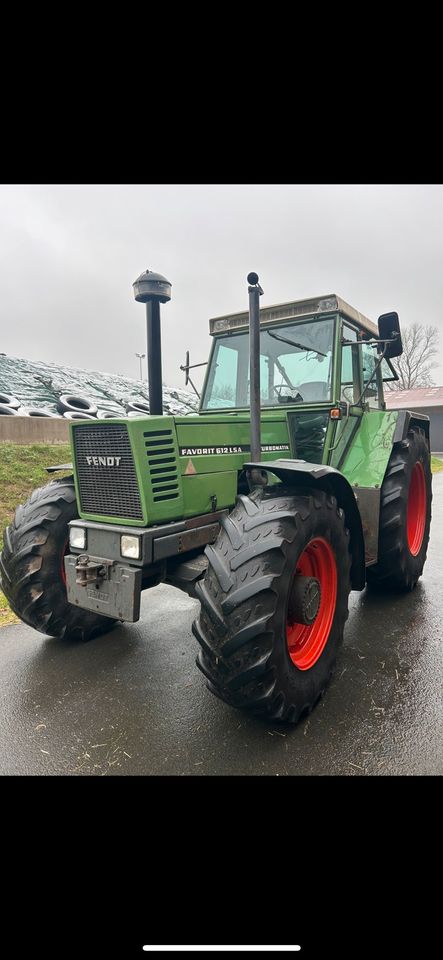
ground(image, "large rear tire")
xmin=192 ymin=487 xmax=352 ymax=723
xmin=366 ymin=428 xmax=432 ymax=591
xmin=0 ymin=477 xmax=116 ymax=641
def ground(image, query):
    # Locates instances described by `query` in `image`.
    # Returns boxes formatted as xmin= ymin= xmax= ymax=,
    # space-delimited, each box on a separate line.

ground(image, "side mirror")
xmin=378 ymin=311 xmax=403 ymax=358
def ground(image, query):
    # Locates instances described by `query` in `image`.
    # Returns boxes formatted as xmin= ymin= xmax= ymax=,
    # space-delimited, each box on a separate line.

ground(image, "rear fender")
xmin=392 ymin=410 xmax=430 ymax=448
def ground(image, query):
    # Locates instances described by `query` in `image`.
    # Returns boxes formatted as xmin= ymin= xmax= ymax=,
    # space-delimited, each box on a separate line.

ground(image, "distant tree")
xmin=216 ymin=384 xmax=235 ymax=401
xmin=387 ymin=322 xmax=439 ymax=390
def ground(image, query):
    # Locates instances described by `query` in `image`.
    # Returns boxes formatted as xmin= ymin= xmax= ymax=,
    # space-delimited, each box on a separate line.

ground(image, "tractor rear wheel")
xmin=366 ymin=428 xmax=432 ymax=591
xmin=192 ymin=487 xmax=352 ymax=723
xmin=0 ymin=477 xmax=116 ymax=641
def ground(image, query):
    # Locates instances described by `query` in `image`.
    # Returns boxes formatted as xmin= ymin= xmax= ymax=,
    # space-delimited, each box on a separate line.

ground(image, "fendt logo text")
xmin=85 ymin=455 xmax=122 ymax=467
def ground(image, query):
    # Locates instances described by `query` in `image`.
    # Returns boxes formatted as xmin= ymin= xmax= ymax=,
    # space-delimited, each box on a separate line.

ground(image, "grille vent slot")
xmin=144 ymin=429 xmax=180 ymax=502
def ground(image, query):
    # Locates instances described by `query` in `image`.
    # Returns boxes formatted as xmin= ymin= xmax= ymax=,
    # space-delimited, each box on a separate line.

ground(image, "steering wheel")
xmin=272 ymin=384 xmax=304 ymax=403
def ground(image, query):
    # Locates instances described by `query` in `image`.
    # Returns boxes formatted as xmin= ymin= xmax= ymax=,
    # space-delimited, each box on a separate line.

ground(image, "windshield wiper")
xmin=266 ymin=329 xmax=326 ymax=357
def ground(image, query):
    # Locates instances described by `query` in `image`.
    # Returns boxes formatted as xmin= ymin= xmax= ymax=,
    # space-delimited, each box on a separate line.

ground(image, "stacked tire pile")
xmin=0 ymin=394 xmax=22 ymax=416
xmin=0 ymin=392 xmax=151 ymax=420
xmin=55 ymin=396 xmax=152 ymax=419
xmin=56 ymin=395 xmax=99 ymax=420
xmin=0 ymin=391 xmax=96 ymax=418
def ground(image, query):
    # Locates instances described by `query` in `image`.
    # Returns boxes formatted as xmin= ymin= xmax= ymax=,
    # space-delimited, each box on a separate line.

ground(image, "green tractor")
xmin=0 ymin=271 xmax=432 ymax=723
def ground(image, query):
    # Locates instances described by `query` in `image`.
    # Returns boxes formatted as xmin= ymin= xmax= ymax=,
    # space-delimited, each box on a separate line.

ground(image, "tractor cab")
xmin=202 ymin=293 xmax=400 ymax=411
xmin=200 ymin=293 xmax=401 ymax=465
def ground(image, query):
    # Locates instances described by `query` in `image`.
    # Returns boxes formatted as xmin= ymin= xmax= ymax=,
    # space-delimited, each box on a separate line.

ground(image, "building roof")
xmin=384 ymin=386 xmax=443 ymax=409
xmin=209 ymin=294 xmax=379 ymax=338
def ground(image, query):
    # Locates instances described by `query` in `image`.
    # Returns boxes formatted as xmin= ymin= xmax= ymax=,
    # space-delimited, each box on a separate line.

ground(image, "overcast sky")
xmin=1 ymin=184 xmax=442 ymax=392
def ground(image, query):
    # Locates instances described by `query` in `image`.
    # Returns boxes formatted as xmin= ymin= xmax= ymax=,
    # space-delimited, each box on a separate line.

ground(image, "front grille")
xmin=144 ymin=429 xmax=180 ymax=503
xmin=73 ymin=423 xmax=143 ymax=520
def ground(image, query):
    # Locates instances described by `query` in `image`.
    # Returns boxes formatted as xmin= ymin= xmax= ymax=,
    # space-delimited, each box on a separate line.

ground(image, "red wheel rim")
xmin=407 ymin=461 xmax=426 ymax=556
xmin=286 ymin=537 xmax=337 ymax=671
xmin=60 ymin=538 xmax=69 ymax=587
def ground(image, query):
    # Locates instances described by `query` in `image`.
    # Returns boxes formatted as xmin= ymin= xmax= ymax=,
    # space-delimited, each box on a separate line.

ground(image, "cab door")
xmin=329 ymin=322 xmax=363 ymax=470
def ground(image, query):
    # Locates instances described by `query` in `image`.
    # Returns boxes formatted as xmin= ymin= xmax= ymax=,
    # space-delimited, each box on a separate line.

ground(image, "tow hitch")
xmin=65 ymin=553 xmax=142 ymax=621
xmin=75 ymin=555 xmax=113 ymax=586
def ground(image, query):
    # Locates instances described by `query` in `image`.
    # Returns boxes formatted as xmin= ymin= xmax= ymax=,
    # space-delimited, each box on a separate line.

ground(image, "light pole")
xmin=135 ymin=352 xmax=145 ymax=381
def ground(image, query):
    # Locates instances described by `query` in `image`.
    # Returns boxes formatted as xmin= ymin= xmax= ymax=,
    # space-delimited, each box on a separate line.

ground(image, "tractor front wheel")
xmin=192 ymin=487 xmax=352 ymax=723
xmin=0 ymin=477 xmax=116 ymax=641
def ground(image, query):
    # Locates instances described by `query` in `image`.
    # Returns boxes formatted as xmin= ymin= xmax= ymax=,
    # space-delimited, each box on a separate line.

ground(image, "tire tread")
xmin=193 ymin=487 xmax=351 ymax=722
xmin=0 ymin=477 xmax=115 ymax=641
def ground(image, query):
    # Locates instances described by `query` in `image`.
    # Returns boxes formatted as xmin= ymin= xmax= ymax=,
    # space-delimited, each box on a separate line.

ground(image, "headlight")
xmin=69 ymin=526 xmax=87 ymax=549
xmin=121 ymin=534 xmax=141 ymax=559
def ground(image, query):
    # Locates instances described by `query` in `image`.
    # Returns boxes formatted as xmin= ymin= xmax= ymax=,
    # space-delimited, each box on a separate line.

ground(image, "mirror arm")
xmin=342 ymin=334 xmax=400 ymax=349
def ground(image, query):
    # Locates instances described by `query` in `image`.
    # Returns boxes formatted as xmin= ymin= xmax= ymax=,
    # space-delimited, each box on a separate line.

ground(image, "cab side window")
xmin=361 ymin=341 xmax=380 ymax=405
xmin=341 ymin=325 xmax=359 ymax=403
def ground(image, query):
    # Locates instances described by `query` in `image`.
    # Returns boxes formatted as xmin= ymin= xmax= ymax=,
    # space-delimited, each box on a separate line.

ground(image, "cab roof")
xmin=209 ymin=293 xmax=378 ymax=338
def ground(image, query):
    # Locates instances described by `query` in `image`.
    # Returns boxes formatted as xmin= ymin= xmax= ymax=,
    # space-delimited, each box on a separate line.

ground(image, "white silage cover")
xmin=0 ymin=354 xmax=198 ymax=417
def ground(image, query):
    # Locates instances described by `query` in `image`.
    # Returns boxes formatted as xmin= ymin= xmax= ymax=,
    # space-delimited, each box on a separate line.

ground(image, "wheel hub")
xmin=288 ymin=575 xmax=321 ymax=626
xmin=286 ymin=537 xmax=338 ymax=671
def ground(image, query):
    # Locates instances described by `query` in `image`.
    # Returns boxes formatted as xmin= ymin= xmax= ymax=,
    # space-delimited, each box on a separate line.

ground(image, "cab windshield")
xmin=201 ymin=317 xmax=335 ymax=410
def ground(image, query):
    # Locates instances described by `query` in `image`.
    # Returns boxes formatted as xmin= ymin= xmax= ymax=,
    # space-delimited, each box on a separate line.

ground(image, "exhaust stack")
xmin=133 ymin=270 xmax=172 ymax=415
xmin=247 ymin=272 xmax=264 ymax=462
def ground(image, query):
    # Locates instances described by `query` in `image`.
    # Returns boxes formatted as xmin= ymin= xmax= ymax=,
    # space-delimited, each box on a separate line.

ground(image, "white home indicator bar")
xmin=143 ymin=948 xmax=301 ymax=953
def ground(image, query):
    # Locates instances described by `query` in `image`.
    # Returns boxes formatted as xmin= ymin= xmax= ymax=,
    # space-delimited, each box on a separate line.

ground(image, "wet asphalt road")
xmin=1 ymin=476 xmax=442 ymax=776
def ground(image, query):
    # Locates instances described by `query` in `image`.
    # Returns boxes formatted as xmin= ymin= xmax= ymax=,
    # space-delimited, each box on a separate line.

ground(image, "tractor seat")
xmin=298 ymin=381 xmax=329 ymax=401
